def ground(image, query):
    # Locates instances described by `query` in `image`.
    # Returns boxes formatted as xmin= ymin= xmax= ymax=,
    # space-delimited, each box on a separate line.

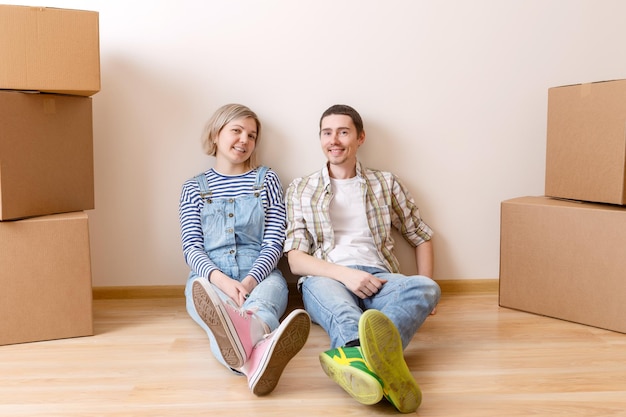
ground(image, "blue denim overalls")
xmin=184 ymin=167 xmax=288 ymax=368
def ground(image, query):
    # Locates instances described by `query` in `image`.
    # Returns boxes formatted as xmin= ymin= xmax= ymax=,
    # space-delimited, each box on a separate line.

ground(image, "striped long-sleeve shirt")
xmin=179 ymin=168 xmax=286 ymax=283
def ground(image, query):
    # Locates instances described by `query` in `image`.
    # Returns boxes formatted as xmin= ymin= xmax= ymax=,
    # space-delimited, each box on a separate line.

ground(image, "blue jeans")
xmin=300 ymin=265 xmax=440 ymax=349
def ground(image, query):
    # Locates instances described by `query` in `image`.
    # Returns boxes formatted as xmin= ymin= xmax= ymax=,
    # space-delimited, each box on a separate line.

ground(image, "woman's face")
xmin=214 ymin=116 xmax=258 ymax=168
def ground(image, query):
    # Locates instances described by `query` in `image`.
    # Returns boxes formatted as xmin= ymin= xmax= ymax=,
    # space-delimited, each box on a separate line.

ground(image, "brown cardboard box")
xmin=1 ymin=212 xmax=93 ymax=346
xmin=499 ymin=196 xmax=626 ymax=334
xmin=0 ymin=91 xmax=94 ymax=221
xmin=0 ymin=5 xmax=100 ymax=96
xmin=545 ymin=79 xmax=626 ymax=205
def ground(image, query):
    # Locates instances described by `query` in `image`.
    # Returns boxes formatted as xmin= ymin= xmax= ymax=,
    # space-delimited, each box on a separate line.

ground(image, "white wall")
xmin=5 ymin=0 xmax=626 ymax=286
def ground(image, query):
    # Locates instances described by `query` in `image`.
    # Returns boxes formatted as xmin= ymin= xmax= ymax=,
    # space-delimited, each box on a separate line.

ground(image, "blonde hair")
xmin=201 ymin=103 xmax=262 ymax=169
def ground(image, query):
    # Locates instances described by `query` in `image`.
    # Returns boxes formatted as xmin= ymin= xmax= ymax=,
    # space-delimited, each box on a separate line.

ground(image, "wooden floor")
xmin=1 ymin=290 xmax=625 ymax=417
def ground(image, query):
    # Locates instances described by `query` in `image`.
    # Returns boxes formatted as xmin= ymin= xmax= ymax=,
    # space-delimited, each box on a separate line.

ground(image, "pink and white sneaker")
xmin=241 ymin=309 xmax=311 ymax=396
xmin=192 ymin=277 xmax=267 ymax=369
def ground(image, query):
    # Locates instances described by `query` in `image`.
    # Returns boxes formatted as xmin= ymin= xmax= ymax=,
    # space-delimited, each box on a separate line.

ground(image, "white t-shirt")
xmin=327 ymin=177 xmax=387 ymax=269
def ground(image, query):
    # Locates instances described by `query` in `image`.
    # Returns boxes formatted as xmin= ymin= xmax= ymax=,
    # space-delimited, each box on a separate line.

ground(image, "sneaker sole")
xmin=249 ymin=310 xmax=311 ymax=396
xmin=192 ymin=279 xmax=245 ymax=369
xmin=359 ymin=310 xmax=422 ymax=413
xmin=319 ymin=351 xmax=383 ymax=405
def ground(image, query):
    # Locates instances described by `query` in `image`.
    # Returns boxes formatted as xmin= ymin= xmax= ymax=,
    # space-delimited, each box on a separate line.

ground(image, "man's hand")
xmin=341 ymin=269 xmax=387 ymax=299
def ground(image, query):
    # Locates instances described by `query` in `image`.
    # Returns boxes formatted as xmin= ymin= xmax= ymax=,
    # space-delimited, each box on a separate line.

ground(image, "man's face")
xmin=319 ymin=114 xmax=364 ymax=169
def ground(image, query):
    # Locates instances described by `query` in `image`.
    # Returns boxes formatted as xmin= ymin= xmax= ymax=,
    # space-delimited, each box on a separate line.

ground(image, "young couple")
xmin=178 ymin=103 xmax=440 ymax=413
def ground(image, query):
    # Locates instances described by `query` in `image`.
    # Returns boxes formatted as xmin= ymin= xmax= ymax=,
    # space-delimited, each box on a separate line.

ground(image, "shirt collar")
xmin=321 ymin=160 xmax=365 ymax=190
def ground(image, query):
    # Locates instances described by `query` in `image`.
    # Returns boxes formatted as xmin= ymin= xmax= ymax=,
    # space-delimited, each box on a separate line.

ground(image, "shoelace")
xmin=224 ymin=299 xmax=271 ymax=335
xmin=224 ymin=299 xmax=262 ymax=320
xmin=224 ymin=300 xmax=248 ymax=314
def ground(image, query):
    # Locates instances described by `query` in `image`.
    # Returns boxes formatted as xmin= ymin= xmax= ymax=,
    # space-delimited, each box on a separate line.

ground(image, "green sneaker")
xmin=359 ymin=310 xmax=422 ymax=413
xmin=319 ymin=346 xmax=383 ymax=405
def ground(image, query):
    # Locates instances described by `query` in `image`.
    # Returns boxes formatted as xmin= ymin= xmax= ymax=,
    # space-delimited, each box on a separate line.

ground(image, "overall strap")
xmin=253 ymin=166 xmax=269 ymax=192
xmin=194 ymin=173 xmax=212 ymax=202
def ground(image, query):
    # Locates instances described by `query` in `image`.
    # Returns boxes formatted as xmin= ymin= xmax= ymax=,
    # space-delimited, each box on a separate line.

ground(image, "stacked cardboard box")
xmin=0 ymin=5 xmax=100 ymax=345
xmin=499 ymin=79 xmax=626 ymax=334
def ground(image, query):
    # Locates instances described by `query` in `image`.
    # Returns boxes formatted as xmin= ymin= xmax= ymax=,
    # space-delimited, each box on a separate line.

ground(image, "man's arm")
xmin=415 ymin=239 xmax=434 ymax=278
xmin=287 ymin=250 xmax=386 ymax=299
xmin=287 ymin=249 xmax=342 ymax=279
xmin=415 ymin=239 xmax=437 ymax=314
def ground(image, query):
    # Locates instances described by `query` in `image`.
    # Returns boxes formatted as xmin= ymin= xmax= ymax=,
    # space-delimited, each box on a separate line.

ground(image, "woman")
xmin=179 ymin=104 xmax=310 ymax=396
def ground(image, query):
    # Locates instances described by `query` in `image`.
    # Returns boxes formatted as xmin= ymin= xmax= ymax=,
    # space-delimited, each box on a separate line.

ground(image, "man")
xmin=284 ymin=104 xmax=440 ymax=413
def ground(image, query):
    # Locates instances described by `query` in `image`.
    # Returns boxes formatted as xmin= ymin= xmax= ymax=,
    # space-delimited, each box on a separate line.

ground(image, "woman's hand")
xmin=209 ymin=270 xmax=244 ymax=307
xmin=237 ymin=276 xmax=258 ymax=306
xmin=209 ymin=271 xmax=255 ymax=307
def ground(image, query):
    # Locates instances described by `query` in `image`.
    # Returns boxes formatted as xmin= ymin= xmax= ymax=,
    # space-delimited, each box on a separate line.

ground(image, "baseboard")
xmin=92 ymin=279 xmax=498 ymax=300
xmin=93 ymin=285 xmax=184 ymax=300
xmin=436 ymin=278 xmax=499 ymax=294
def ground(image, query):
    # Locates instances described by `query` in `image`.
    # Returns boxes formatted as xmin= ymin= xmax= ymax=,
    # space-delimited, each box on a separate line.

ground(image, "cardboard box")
xmin=0 ymin=5 xmax=100 ymax=96
xmin=545 ymin=79 xmax=626 ymax=205
xmin=499 ymin=196 xmax=626 ymax=334
xmin=0 ymin=91 xmax=94 ymax=221
xmin=1 ymin=212 xmax=93 ymax=346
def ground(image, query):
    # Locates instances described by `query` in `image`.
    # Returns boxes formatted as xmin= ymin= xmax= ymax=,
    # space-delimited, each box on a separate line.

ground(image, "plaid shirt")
xmin=284 ymin=161 xmax=432 ymax=273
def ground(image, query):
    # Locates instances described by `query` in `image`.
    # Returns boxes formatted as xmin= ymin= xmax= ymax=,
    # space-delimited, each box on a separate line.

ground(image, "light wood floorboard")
xmin=1 ymin=291 xmax=625 ymax=416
